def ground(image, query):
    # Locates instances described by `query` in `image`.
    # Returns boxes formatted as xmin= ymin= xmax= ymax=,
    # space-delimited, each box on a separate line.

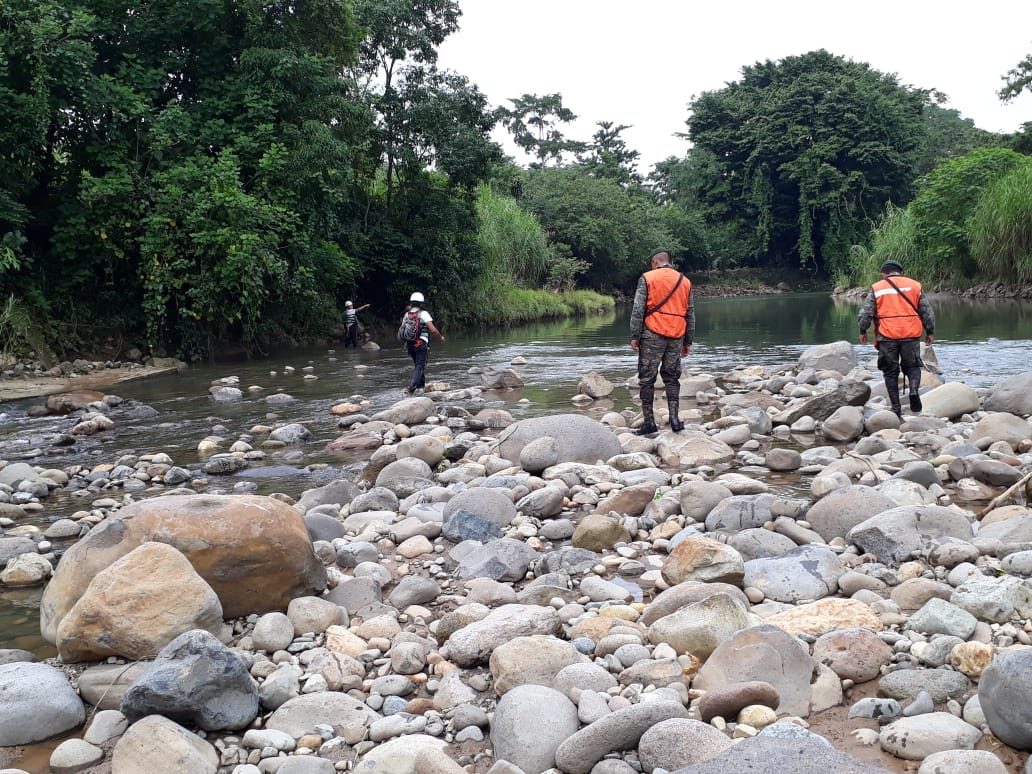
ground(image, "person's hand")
xmin=681 ymin=345 xmax=691 ymax=357
xmin=630 ymin=338 xmax=639 ymax=352
xmin=925 ymin=334 xmax=934 ymax=345
xmin=859 ymin=332 xmax=869 ymax=345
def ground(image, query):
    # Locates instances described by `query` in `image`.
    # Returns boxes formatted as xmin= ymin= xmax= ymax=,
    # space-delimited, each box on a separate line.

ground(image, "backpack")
xmin=397 ymin=309 xmax=420 ymax=342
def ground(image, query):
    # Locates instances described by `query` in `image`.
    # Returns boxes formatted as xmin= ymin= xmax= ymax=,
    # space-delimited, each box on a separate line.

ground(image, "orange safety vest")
xmin=643 ymin=267 xmax=691 ymax=338
xmin=872 ymin=276 xmax=923 ymax=340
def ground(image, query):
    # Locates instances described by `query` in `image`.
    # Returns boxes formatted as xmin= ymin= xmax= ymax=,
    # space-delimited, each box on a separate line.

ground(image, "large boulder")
xmin=369 ymin=396 xmax=435 ymax=425
xmin=120 ymin=630 xmax=258 ymax=732
xmin=40 ymin=494 xmax=326 ymax=644
xmin=771 ymin=380 xmax=870 ymax=425
xmin=847 ymin=505 xmax=974 ymax=565
xmin=970 ymin=412 xmax=1032 ymax=448
xmin=0 ymin=662 xmax=86 ymax=746
xmin=56 ymin=542 xmax=223 ymax=662
xmin=798 ymin=341 xmax=857 ymax=375
xmin=491 ymin=684 xmax=579 ymax=774
xmin=806 ymin=486 xmax=898 ymax=542
xmin=110 ymin=715 xmax=218 ymax=774
xmin=979 ymin=649 xmax=1032 ymax=749
xmin=656 ymin=431 xmax=735 ymax=468
xmin=920 ymin=382 xmax=980 ymax=419
xmin=495 ymin=414 xmax=621 ymax=465
xmin=984 ymin=373 xmax=1032 ymax=416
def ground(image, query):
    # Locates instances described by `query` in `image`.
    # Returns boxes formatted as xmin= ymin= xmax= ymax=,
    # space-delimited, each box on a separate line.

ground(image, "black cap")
xmin=649 ymin=247 xmax=672 ymax=262
xmin=880 ymin=260 xmax=903 ymax=273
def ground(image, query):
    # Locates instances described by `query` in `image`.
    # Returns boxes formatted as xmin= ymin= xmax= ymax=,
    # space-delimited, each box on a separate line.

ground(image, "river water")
xmin=2 ymin=291 xmax=1032 ymax=658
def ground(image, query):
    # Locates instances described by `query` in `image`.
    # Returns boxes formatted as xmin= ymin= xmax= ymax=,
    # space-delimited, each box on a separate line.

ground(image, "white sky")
xmin=437 ymin=0 xmax=1032 ymax=172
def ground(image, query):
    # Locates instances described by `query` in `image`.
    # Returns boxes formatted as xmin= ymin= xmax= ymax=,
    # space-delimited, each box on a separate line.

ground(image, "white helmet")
xmin=409 ymin=292 xmax=425 ymax=303
xmin=345 ymin=300 xmax=353 ymax=307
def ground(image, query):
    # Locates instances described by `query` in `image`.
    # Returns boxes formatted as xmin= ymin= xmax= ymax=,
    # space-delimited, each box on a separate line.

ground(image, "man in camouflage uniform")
xmin=630 ymin=248 xmax=695 ymax=435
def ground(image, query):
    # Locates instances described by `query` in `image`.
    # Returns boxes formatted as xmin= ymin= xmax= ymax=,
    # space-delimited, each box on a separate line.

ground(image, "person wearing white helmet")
xmin=400 ymin=291 xmax=444 ymax=395
xmin=342 ymin=299 xmax=371 ymax=348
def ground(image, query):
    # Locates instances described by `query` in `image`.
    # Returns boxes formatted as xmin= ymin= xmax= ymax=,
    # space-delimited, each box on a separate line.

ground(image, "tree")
xmin=914 ymin=105 xmax=999 ymax=176
xmin=999 ymin=49 xmax=1032 ymax=102
xmin=521 ymin=167 xmax=670 ymax=289
xmin=495 ymin=93 xmax=586 ymax=168
xmin=687 ymin=49 xmax=928 ymax=276
xmin=576 ymin=121 xmax=641 ymax=185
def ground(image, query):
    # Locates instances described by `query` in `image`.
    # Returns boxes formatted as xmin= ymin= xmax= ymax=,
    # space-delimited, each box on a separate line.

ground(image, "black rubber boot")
xmin=667 ymin=399 xmax=683 ymax=432
xmin=890 ymin=394 xmax=902 ymax=419
xmin=906 ymin=369 xmax=922 ymax=412
xmin=909 ymin=393 xmax=922 ymax=412
xmin=637 ymin=401 xmax=658 ymax=435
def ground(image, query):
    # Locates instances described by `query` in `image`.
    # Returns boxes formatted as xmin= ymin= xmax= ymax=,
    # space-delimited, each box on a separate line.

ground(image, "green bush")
xmin=969 ymin=163 xmax=1032 ymax=281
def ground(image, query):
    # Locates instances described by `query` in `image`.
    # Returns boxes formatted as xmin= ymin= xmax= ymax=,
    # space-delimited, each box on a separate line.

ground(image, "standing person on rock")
xmin=342 ymin=300 xmax=371 ymax=348
xmin=400 ymin=292 xmax=444 ymax=396
xmin=858 ymin=259 xmax=935 ymax=418
xmin=629 ymin=248 xmax=695 ymax=435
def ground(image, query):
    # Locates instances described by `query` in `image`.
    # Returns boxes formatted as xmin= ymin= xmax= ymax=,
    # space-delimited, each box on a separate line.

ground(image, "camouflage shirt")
xmin=857 ymin=279 xmax=935 ymax=337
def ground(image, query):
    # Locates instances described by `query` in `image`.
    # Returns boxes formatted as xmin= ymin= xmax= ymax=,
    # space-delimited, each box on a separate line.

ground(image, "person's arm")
xmin=918 ymin=293 xmax=935 ymax=344
xmin=682 ymin=288 xmax=695 ymax=355
xmin=357 ymin=303 xmax=371 ymax=312
xmin=426 ymin=321 xmax=444 ymax=342
xmin=857 ymin=291 xmax=876 ymax=344
xmin=629 ymin=276 xmax=648 ymax=351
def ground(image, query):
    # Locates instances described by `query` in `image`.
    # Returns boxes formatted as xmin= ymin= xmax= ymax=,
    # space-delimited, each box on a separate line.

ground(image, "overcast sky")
xmin=436 ymin=0 xmax=1032 ymax=172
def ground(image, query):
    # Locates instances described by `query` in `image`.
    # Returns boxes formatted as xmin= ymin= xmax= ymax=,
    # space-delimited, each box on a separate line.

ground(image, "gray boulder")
xmin=979 ymin=649 xmax=1032 ymax=749
xmin=120 ymin=629 xmax=259 ymax=731
xmin=667 ymin=733 xmax=890 ymax=774
xmin=847 ymin=505 xmax=974 ymax=564
xmin=984 ymin=372 xmax=1032 ymax=416
xmin=491 ymin=685 xmax=579 ymax=774
xmin=743 ymin=544 xmax=845 ymax=603
xmin=496 ymin=414 xmax=621 ymax=466
xmin=806 ymin=486 xmax=897 ymax=542
xmin=772 ymin=380 xmax=870 ymax=425
xmin=0 ymin=662 xmax=86 ymax=746
xmin=798 ymin=341 xmax=857 ymax=375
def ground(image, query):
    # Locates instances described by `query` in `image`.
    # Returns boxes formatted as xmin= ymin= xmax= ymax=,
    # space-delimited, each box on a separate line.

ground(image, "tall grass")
xmin=969 ymin=164 xmax=1032 ymax=281
xmin=847 ymin=204 xmax=921 ymax=284
xmin=475 ymin=185 xmax=551 ymax=287
xmin=458 ymin=287 xmax=614 ymax=326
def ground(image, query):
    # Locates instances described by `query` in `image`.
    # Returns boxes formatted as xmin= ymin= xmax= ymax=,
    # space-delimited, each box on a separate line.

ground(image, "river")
xmin=2 ymin=291 xmax=1032 ymax=658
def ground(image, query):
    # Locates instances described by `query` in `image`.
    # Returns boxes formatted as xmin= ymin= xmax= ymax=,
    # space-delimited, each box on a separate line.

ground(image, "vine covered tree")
xmin=687 ymin=49 xmax=928 ymax=275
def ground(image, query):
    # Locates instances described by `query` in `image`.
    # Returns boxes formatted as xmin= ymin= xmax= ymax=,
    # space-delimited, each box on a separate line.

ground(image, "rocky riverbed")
xmin=2 ymin=340 xmax=1032 ymax=774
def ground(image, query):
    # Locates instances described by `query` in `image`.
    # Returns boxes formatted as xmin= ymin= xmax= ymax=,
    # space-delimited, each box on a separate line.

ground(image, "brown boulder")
xmin=45 ymin=390 xmax=104 ymax=414
xmin=56 ymin=542 xmax=224 ymax=662
xmin=40 ymin=494 xmax=325 ymax=643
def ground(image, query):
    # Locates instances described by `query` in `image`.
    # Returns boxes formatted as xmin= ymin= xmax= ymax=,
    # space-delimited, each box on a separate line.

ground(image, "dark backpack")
xmin=397 ymin=309 xmax=420 ymax=342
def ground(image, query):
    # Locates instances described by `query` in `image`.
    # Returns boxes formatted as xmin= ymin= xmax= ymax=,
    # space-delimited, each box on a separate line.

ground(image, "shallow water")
xmin=2 ymin=291 xmax=1031 ymax=656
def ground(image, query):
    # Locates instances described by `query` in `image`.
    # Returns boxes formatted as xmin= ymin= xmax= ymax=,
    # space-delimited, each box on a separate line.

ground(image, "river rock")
xmin=971 ymin=412 xmax=1032 ymax=448
xmin=120 ymin=629 xmax=259 ymax=731
xmin=553 ymin=701 xmax=690 ymax=774
xmin=443 ymin=487 xmax=517 ymax=528
xmin=516 ymin=484 xmax=565 ymax=518
xmin=0 ymin=662 xmax=86 ymax=746
xmin=692 ymin=625 xmax=812 ymax=716
xmin=812 ymin=628 xmax=894 ymax=683
xmin=656 ymin=431 xmax=735 ymax=467
xmin=697 ymin=680 xmax=780 ymax=723
xmin=295 ymin=479 xmax=361 ymax=512
xmin=879 ymin=712 xmax=982 ymax=760
xmin=443 ymin=604 xmax=561 ymax=666
xmin=496 ymin=414 xmax=621 ymax=465
xmin=904 ymin=597 xmax=978 ymax=639
xmin=579 ymin=370 xmax=614 ymax=398
xmin=764 ymin=598 xmax=882 ymax=637
xmin=374 ymin=457 xmax=434 ymax=497
xmin=984 ymin=372 xmax=1032 ymax=416
xmin=266 ymin=692 xmax=380 ymax=740
xmin=771 ymin=380 xmax=870 ymax=425
xmin=369 ymin=396 xmax=435 ymax=425
xmin=396 ymin=434 xmax=445 ymax=466
xmin=704 ymin=493 xmax=777 ymax=531
xmin=491 ymin=684 xmax=579 ymax=774
xmin=640 ymin=582 xmax=750 ymax=626
xmin=821 ymin=405 xmax=865 ymax=442
xmin=77 ymin=662 xmax=150 ymax=709
xmin=454 ymin=538 xmax=538 ymax=582
xmin=638 ymin=717 xmax=733 ymax=771
xmin=662 ymin=535 xmax=745 ymax=585
xmin=979 ymin=648 xmax=1032 ymax=749
xmin=665 ymin=733 xmax=889 ymax=773
xmin=917 ymin=750 xmax=1009 ymax=774
xmin=647 ymin=592 xmax=751 ymax=658
xmin=354 ymin=734 xmax=447 ymax=774
xmin=806 ymin=486 xmax=898 ymax=541
xmin=950 ymin=574 xmax=1032 ymax=623
xmin=919 ymin=381 xmax=980 ymax=419
xmin=572 ymin=512 xmax=631 ymax=551
xmin=110 ymin=715 xmax=218 ymax=774
xmin=798 ymin=341 xmax=857 ymax=374
xmin=56 ymin=541 xmax=223 ymax=662
xmin=878 ymin=668 xmax=971 ymax=703
xmin=678 ymin=480 xmax=733 ymax=521
xmin=40 ymin=493 xmax=326 ymax=643
xmin=847 ymin=505 xmax=974 ymax=564
xmin=743 ymin=544 xmax=844 ymax=602
xmin=0 ymin=536 xmax=38 ymax=567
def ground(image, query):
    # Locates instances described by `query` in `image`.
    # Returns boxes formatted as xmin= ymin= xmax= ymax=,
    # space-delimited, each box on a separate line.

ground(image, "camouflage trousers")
xmin=877 ymin=338 xmax=923 ymax=395
xmin=637 ymin=329 xmax=683 ymax=405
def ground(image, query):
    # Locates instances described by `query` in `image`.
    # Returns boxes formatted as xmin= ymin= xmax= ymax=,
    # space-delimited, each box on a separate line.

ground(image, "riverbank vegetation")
xmin=1 ymin=1 xmax=1030 ymax=360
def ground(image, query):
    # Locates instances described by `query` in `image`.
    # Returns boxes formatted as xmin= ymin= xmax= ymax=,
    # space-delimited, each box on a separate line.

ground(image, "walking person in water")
xmin=629 ymin=248 xmax=694 ymax=435
xmin=858 ymin=259 xmax=935 ymax=418
xmin=400 ymin=292 xmax=444 ymax=396
xmin=342 ymin=300 xmax=371 ymax=348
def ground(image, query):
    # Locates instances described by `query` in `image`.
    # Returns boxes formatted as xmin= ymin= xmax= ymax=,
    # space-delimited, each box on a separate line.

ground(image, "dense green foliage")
xmin=682 ymin=50 xmax=929 ymax=276
xmin=2 ymin=7 xmax=1028 ymax=361
xmin=847 ymin=148 xmax=1032 ymax=284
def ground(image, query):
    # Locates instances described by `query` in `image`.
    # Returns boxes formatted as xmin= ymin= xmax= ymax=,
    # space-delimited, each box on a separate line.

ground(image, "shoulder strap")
xmin=883 ymin=276 xmax=921 ymax=316
xmin=645 ymin=272 xmax=686 ymax=317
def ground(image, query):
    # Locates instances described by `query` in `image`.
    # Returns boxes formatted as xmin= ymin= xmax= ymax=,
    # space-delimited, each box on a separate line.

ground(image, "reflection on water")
xmin=2 ymin=292 xmax=1032 ymax=653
